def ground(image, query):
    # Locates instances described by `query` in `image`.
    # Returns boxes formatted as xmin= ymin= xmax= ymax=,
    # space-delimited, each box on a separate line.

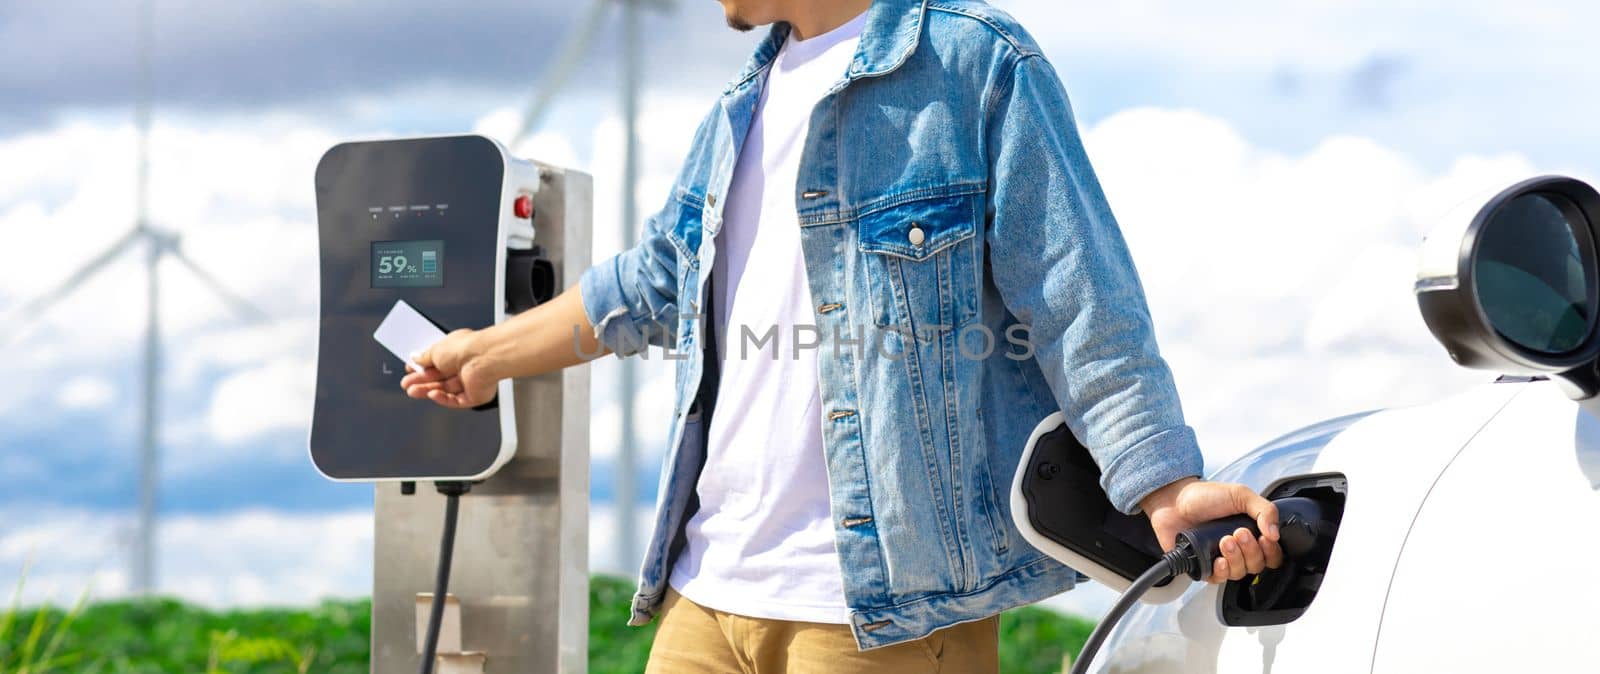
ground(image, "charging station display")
xmin=372 ymin=239 xmax=444 ymax=287
xmin=312 ymin=135 xmax=507 ymax=480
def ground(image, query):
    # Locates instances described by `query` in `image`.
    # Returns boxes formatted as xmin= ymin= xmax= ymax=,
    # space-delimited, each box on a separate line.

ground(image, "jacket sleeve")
xmin=984 ymin=54 xmax=1204 ymax=514
xmin=579 ymin=106 xmax=720 ymax=356
xmin=579 ymin=196 xmax=686 ymax=356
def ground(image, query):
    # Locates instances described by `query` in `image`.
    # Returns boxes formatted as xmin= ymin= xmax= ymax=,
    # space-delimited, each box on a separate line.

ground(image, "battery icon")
xmin=421 ymin=250 xmax=437 ymax=274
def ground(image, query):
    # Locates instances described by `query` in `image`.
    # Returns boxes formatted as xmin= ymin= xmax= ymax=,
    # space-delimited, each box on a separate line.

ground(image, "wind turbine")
xmin=1 ymin=0 xmax=266 ymax=595
xmin=511 ymin=0 xmax=672 ymax=574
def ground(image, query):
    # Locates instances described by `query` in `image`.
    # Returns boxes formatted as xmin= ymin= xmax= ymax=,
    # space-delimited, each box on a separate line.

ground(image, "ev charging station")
xmin=311 ymin=135 xmax=592 ymax=674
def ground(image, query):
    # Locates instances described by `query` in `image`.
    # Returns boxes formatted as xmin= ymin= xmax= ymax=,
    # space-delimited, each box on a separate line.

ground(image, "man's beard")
xmin=726 ymin=15 xmax=756 ymax=32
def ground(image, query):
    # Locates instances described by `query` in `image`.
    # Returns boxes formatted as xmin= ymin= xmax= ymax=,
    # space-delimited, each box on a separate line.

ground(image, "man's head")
xmin=716 ymin=0 xmax=872 ymax=40
xmin=716 ymin=0 xmax=779 ymax=33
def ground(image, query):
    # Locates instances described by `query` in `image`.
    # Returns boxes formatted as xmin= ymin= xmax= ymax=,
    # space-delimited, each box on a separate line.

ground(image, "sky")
xmin=1 ymin=0 xmax=1596 ymax=619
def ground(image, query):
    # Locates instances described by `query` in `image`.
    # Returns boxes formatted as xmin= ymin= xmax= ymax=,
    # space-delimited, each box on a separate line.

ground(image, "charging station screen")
xmin=372 ymin=240 xmax=444 ymax=287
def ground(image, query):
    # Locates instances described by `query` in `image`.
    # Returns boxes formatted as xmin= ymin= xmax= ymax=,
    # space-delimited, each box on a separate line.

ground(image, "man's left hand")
xmin=1139 ymin=477 xmax=1283 ymax=583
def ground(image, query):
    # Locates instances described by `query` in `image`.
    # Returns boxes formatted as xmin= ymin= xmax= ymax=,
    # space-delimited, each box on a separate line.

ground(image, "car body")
xmin=1095 ymin=377 xmax=1599 ymax=672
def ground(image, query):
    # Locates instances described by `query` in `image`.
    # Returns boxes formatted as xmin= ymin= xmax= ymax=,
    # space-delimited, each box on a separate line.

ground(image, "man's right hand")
xmin=397 ymin=284 xmax=606 ymax=408
xmin=400 ymin=328 xmax=501 ymax=408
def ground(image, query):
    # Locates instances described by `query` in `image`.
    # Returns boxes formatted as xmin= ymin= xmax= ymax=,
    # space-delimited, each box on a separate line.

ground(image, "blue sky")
xmin=1 ymin=0 xmax=1595 ymax=615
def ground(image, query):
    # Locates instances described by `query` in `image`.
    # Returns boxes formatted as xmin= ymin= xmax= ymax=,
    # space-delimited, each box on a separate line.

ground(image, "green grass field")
xmin=0 ymin=576 xmax=1092 ymax=673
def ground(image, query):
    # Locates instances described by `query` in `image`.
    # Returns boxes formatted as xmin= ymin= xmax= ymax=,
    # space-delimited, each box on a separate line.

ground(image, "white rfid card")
xmin=373 ymin=299 xmax=447 ymax=373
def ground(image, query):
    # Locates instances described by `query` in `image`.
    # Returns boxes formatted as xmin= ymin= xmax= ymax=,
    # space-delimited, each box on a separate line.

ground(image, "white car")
xmin=1013 ymin=175 xmax=1600 ymax=673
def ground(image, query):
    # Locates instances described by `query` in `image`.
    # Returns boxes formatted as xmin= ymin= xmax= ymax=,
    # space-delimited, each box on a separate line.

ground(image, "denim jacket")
xmin=579 ymin=0 xmax=1204 ymax=650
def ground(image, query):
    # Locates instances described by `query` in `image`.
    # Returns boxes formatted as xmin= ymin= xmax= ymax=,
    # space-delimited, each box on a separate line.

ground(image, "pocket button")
xmin=908 ymin=224 xmax=926 ymax=246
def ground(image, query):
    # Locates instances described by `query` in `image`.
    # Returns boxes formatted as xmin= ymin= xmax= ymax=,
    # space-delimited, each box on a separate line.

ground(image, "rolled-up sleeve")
xmin=985 ymin=54 xmax=1203 ymax=514
xmin=580 ymin=105 xmax=723 ymax=357
xmin=579 ymin=202 xmax=683 ymax=357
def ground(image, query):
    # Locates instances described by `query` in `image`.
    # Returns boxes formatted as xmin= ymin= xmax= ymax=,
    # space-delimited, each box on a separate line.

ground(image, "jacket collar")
xmin=722 ymin=0 xmax=927 ymax=95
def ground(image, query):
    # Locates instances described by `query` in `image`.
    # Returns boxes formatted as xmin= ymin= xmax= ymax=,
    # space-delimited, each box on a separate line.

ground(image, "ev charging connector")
xmin=1011 ymin=413 xmax=1343 ymax=674
xmin=1067 ymin=497 xmax=1337 ymax=674
xmin=311 ymin=135 xmax=592 ymax=674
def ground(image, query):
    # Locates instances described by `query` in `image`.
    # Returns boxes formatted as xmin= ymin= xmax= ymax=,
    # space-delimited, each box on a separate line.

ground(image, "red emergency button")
xmin=513 ymin=194 xmax=534 ymax=219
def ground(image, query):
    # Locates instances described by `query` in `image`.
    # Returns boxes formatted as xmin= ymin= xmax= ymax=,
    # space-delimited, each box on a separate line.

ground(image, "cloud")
xmin=0 ymin=0 xmax=755 ymax=131
xmin=57 ymin=376 xmax=116 ymax=410
xmin=0 ymin=119 xmax=332 ymax=347
xmin=206 ymin=356 xmax=314 ymax=446
xmin=1081 ymin=106 xmax=1553 ymax=461
xmin=1344 ymin=54 xmax=1409 ymax=109
xmin=8 ymin=0 xmax=1599 ymax=182
xmin=0 ymin=117 xmax=339 ymax=476
xmin=1003 ymin=0 xmax=1600 ymax=73
xmin=8 ymin=0 xmax=1589 ymax=120
xmin=995 ymin=1 xmax=1600 ymax=176
xmin=0 ymin=506 xmax=370 ymax=607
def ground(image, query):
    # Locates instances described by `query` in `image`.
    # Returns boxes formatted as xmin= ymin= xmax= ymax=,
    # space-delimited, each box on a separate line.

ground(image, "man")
xmin=402 ymin=0 xmax=1283 ymax=671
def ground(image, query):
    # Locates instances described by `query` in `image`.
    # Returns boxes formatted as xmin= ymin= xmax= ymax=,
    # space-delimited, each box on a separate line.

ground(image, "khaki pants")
xmin=644 ymin=589 xmax=1000 ymax=674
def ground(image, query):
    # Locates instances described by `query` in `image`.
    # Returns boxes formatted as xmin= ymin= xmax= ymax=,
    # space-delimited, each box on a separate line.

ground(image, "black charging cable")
xmin=419 ymin=481 xmax=470 ymax=674
xmin=1069 ymin=496 xmax=1332 ymax=674
xmin=1070 ymin=548 xmax=1189 ymax=674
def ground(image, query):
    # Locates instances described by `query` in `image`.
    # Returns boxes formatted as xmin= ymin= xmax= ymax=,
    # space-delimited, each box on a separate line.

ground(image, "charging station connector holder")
xmin=506 ymin=245 xmax=556 ymax=314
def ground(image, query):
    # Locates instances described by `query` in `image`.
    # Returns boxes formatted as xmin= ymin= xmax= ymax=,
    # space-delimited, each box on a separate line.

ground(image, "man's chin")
xmin=725 ymin=15 xmax=756 ymax=32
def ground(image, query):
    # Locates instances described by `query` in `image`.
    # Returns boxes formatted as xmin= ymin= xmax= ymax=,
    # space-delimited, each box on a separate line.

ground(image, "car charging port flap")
xmin=1219 ymin=472 xmax=1347 ymax=627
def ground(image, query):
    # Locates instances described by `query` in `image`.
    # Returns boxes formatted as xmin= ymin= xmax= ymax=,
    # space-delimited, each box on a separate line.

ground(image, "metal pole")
xmin=131 ymin=0 xmax=158 ymax=596
xmin=134 ymin=0 xmax=152 ymax=237
xmin=135 ymin=237 xmax=162 ymax=595
xmin=511 ymin=0 xmax=612 ymax=147
xmin=370 ymin=164 xmax=593 ymax=674
xmin=616 ymin=0 xmax=641 ymax=574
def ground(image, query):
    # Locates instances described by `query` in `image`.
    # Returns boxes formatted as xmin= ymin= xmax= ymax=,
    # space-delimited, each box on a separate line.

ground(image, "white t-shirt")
xmin=667 ymin=13 xmax=867 ymax=625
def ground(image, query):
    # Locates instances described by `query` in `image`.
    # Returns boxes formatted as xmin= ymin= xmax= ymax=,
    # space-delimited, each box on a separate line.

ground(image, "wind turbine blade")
xmin=169 ymin=249 xmax=269 ymax=324
xmin=2 ymin=227 xmax=142 ymax=338
xmin=511 ymin=0 xmax=612 ymax=146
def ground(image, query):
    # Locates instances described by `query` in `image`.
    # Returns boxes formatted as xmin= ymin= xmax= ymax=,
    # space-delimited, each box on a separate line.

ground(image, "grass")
xmin=998 ymin=604 xmax=1094 ymax=673
xmin=0 ymin=596 xmax=370 ymax=674
xmin=0 ymin=575 xmax=1094 ymax=673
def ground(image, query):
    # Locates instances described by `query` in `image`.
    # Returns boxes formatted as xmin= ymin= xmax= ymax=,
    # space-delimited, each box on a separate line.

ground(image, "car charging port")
xmin=1220 ymin=472 xmax=1346 ymax=626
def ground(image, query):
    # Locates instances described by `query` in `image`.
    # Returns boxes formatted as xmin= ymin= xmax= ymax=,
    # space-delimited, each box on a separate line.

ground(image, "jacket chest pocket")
xmin=857 ymin=191 xmax=982 ymax=341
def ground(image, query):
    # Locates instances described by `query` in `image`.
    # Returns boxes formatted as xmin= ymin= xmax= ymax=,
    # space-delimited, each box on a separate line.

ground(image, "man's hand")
xmin=1139 ymin=477 xmax=1283 ymax=584
xmin=399 ymin=328 xmax=500 ymax=409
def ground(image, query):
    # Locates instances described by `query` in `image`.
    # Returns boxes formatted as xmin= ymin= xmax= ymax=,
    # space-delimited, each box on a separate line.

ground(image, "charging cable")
xmin=419 ymin=481 xmax=470 ymax=674
xmin=1069 ymin=496 xmax=1332 ymax=674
